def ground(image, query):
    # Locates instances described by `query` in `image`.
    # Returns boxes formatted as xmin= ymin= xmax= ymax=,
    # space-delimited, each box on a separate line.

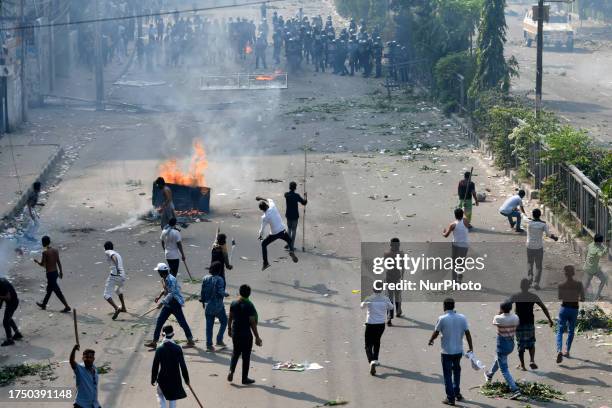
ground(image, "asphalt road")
xmin=0 ymin=2 xmax=610 ymax=408
xmin=505 ymin=4 xmax=612 ymax=145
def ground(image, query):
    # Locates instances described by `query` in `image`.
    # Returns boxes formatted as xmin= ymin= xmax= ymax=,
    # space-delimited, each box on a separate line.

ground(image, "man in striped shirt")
xmin=484 ymin=302 xmax=521 ymax=400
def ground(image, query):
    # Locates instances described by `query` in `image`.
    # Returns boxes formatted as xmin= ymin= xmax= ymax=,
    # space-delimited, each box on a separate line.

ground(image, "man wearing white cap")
xmin=145 ymin=263 xmax=195 ymax=349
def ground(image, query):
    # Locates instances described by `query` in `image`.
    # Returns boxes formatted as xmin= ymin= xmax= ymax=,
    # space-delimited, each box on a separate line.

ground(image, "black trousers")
xmin=42 ymin=271 xmax=68 ymax=307
xmin=230 ymin=336 xmax=253 ymax=381
xmin=3 ymin=300 xmax=19 ymax=339
xmin=364 ymin=323 xmax=385 ymax=362
xmin=261 ymin=230 xmax=292 ymax=265
xmin=167 ymin=258 xmax=180 ymax=277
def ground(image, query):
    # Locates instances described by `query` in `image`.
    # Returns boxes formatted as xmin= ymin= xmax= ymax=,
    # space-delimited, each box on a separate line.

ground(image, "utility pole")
xmin=535 ymin=0 xmax=544 ymax=118
xmin=94 ymin=0 xmax=104 ymax=110
xmin=20 ymin=0 xmax=26 ymax=122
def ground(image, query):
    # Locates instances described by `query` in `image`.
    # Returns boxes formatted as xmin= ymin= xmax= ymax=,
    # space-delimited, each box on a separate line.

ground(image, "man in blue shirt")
xmin=145 ymin=263 xmax=195 ymax=349
xmin=201 ymin=261 xmax=228 ymax=352
xmin=428 ymin=298 xmax=473 ymax=406
xmin=70 ymin=344 xmax=101 ymax=408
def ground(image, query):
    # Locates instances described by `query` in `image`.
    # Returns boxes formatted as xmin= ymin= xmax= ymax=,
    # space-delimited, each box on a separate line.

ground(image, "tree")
xmin=469 ymin=0 xmax=517 ymax=100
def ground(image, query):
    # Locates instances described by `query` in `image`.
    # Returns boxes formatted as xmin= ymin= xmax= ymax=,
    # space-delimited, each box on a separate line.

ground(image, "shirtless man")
xmin=34 ymin=236 xmax=71 ymax=312
xmin=155 ymin=177 xmax=176 ymax=230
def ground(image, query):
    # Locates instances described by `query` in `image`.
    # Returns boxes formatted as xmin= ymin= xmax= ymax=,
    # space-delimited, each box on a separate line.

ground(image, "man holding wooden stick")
xmin=457 ymin=170 xmax=478 ymax=229
xmin=151 ymin=325 xmax=191 ymax=408
xmin=70 ymin=343 xmax=101 ymax=408
xmin=284 ymin=181 xmax=307 ymax=253
xmin=145 ymin=264 xmax=195 ymax=349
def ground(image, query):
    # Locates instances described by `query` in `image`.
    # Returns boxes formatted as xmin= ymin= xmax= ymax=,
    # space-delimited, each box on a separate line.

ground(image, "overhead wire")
xmin=0 ymin=0 xmax=287 ymax=32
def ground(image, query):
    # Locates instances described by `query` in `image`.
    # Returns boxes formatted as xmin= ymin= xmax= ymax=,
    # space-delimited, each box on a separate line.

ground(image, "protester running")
xmin=103 ymin=241 xmax=127 ymax=320
xmin=145 ymin=263 xmax=195 ymax=349
xmin=556 ymin=265 xmax=585 ymax=363
xmin=228 ymin=284 xmax=262 ymax=385
xmin=25 ymin=181 xmax=42 ymax=241
xmin=201 ymin=261 xmax=228 ymax=352
xmin=151 ymin=325 xmax=191 ymax=408
xmin=284 ymin=181 xmax=307 ymax=251
xmin=360 ymin=287 xmax=393 ymax=376
xmin=484 ymin=302 xmax=521 ymax=400
xmin=70 ymin=344 xmax=101 ymax=408
xmin=499 ymin=190 xmax=526 ymax=233
xmin=0 ymin=277 xmax=23 ymax=346
xmin=509 ymin=279 xmax=554 ymax=371
xmin=161 ymin=217 xmax=186 ymax=277
xmin=35 ymin=236 xmax=71 ymax=313
xmin=525 ymin=208 xmax=558 ymax=290
xmin=428 ymin=298 xmax=473 ymax=406
xmin=457 ymin=171 xmax=478 ymax=229
xmin=582 ymin=234 xmax=608 ymax=300
xmin=256 ymin=196 xmax=298 ymax=270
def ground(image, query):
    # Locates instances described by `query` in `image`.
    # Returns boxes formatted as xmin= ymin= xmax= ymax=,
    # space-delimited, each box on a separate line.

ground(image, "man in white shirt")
xmin=360 ymin=288 xmax=393 ymax=376
xmin=103 ymin=241 xmax=127 ymax=320
xmin=428 ymin=298 xmax=473 ymax=406
xmin=526 ymin=208 xmax=558 ymax=290
xmin=499 ymin=190 xmax=526 ymax=233
xmin=161 ymin=218 xmax=186 ymax=277
xmin=256 ymin=197 xmax=298 ymax=271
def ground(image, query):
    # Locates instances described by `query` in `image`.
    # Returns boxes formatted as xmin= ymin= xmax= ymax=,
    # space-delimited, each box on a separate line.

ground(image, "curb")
xmin=0 ymin=144 xmax=64 ymax=224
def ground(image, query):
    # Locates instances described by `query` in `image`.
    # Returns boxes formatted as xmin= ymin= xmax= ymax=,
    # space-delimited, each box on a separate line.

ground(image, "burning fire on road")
xmin=159 ymin=140 xmax=208 ymax=187
xmin=154 ymin=140 xmax=211 ymax=213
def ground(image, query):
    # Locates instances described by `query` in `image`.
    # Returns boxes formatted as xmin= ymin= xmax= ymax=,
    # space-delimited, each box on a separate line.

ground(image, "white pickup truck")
xmin=523 ymin=8 xmax=574 ymax=51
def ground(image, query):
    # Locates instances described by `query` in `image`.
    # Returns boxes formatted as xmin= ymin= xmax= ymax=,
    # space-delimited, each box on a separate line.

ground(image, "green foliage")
xmin=602 ymin=178 xmax=612 ymax=203
xmin=540 ymin=174 xmax=566 ymax=209
xmin=0 ymin=363 xmax=56 ymax=386
xmin=393 ymin=0 xmax=482 ymax=63
xmin=541 ymin=126 xmax=612 ymax=184
xmin=469 ymin=0 xmax=518 ymax=100
xmin=433 ymin=51 xmax=476 ymax=109
xmin=483 ymin=105 xmax=530 ymax=168
xmin=481 ymin=380 xmax=566 ymax=402
xmin=335 ymin=0 xmax=389 ymax=30
xmin=577 ymin=305 xmax=612 ymax=333
xmin=577 ymin=0 xmax=612 ymax=21
xmin=544 ymin=126 xmax=592 ymax=168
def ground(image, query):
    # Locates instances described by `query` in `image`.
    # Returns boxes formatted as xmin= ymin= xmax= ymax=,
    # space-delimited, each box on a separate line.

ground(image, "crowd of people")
xmin=74 ymin=4 xmax=415 ymax=82
xmin=0 ymin=7 xmax=608 ymax=407
xmin=361 ymin=172 xmax=608 ymax=405
xmin=0 ymin=170 xmax=607 ymax=406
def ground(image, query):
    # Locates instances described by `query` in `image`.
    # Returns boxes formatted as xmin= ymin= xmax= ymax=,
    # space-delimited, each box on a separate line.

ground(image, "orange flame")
xmin=245 ymin=45 xmax=253 ymax=54
xmin=159 ymin=140 xmax=208 ymax=187
xmin=255 ymin=75 xmax=275 ymax=81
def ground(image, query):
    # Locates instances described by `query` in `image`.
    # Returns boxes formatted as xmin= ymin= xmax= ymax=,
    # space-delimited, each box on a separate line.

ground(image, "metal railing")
xmin=384 ymin=59 xmax=432 ymax=90
xmin=526 ymin=141 xmax=611 ymax=239
xmin=199 ymin=72 xmax=288 ymax=90
xmin=442 ymin=68 xmax=611 ymax=240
